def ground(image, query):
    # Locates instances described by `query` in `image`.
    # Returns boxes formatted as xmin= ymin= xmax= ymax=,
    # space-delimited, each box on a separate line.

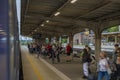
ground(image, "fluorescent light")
xmin=0 ymin=30 xmax=4 ymax=32
xmin=34 ymin=29 xmax=37 ymax=32
xmin=41 ymin=24 xmax=44 ymax=27
xmin=46 ymin=20 xmax=50 ymax=23
xmin=54 ymin=12 xmax=60 ymax=16
xmin=0 ymin=32 xmax=6 ymax=35
xmin=70 ymin=0 xmax=77 ymax=3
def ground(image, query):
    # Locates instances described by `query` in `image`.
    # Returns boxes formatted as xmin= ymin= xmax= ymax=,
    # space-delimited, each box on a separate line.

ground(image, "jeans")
xmin=83 ymin=62 xmax=89 ymax=77
xmin=56 ymin=53 xmax=60 ymax=62
xmin=98 ymin=71 xmax=110 ymax=80
xmin=37 ymin=51 xmax=40 ymax=58
xmin=51 ymin=51 xmax=55 ymax=64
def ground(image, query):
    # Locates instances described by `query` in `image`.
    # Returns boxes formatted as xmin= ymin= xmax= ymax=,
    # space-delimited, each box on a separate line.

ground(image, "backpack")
xmin=70 ymin=47 xmax=73 ymax=53
xmin=88 ymin=57 xmax=92 ymax=63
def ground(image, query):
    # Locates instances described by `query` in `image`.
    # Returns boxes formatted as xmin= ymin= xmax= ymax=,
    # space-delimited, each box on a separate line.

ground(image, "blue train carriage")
xmin=0 ymin=0 xmax=20 ymax=80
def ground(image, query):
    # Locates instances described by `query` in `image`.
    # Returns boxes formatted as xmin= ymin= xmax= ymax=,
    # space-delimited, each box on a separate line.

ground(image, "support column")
xmin=69 ymin=33 xmax=74 ymax=47
xmin=56 ymin=36 xmax=60 ymax=44
xmin=41 ymin=38 xmax=46 ymax=43
xmin=115 ymin=36 xmax=117 ymax=44
xmin=48 ymin=36 xmax=51 ymax=44
xmin=94 ymin=28 xmax=102 ymax=61
xmin=106 ymin=35 xmax=109 ymax=43
xmin=59 ymin=36 xmax=62 ymax=43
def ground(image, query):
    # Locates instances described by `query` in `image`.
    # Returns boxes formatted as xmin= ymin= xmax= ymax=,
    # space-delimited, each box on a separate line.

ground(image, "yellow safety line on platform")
xmin=25 ymin=53 xmax=43 ymax=80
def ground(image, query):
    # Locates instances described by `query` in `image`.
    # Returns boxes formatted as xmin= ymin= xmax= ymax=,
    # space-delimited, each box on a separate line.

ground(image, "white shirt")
xmin=98 ymin=58 xmax=108 ymax=71
xmin=42 ymin=46 xmax=45 ymax=52
xmin=52 ymin=45 xmax=56 ymax=52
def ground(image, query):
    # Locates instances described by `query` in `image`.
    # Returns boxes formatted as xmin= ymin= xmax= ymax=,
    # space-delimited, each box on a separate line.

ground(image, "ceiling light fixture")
xmin=35 ymin=29 xmax=37 ymax=32
xmin=46 ymin=20 xmax=50 ymax=23
xmin=54 ymin=12 xmax=60 ymax=16
xmin=70 ymin=0 xmax=77 ymax=4
xmin=41 ymin=24 xmax=44 ymax=27
xmin=0 ymin=30 xmax=4 ymax=32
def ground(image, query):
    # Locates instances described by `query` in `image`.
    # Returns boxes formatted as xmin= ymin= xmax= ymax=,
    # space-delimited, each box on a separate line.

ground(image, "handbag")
xmin=107 ymin=67 xmax=112 ymax=74
xmin=106 ymin=58 xmax=112 ymax=74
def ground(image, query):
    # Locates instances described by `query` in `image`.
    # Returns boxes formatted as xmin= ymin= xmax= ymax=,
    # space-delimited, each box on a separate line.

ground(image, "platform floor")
xmin=21 ymin=46 xmax=96 ymax=80
xmin=21 ymin=46 xmax=64 ymax=80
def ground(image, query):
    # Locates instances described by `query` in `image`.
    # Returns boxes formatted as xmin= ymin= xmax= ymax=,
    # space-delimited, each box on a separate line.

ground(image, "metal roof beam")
xmin=95 ymin=11 xmax=120 ymax=21
xmin=25 ymin=14 xmax=75 ymax=24
xmin=76 ymin=0 xmax=112 ymax=19
xmin=50 ymin=0 xmax=71 ymax=17
xmin=109 ymin=0 xmax=120 ymax=3
xmin=101 ymin=18 xmax=120 ymax=31
xmin=41 ymin=27 xmax=65 ymax=33
xmin=22 ymin=0 xmax=30 ymax=24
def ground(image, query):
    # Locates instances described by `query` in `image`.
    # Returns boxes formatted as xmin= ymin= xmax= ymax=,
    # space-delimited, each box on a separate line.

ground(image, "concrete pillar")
xmin=56 ymin=36 xmax=60 ymax=43
xmin=67 ymin=36 xmax=69 ymax=44
xmin=69 ymin=33 xmax=74 ymax=47
xmin=48 ymin=36 xmax=51 ymax=44
xmin=119 ymin=25 xmax=120 ymax=31
xmin=41 ymin=38 xmax=46 ymax=43
xmin=106 ymin=35 xmax=109 ymax=42
xmin=59 ymin=36 xmax=62 ymax=43
xmin=115 ymin=36 xmax=117 ymax=44
xmin=94 ymin=29 xmax=102 ymax=61
xmin=45 ymin=38 xmax=49 ymax=44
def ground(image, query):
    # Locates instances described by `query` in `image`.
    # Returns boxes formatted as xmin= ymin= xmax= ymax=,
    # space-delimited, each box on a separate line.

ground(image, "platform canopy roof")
xmin=21 ymin=0 xmax=120 ymax=37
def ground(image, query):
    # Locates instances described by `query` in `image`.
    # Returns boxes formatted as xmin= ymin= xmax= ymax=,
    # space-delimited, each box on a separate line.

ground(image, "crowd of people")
xmin=27 ymin=42 xmax=64 ymax=64
xmin=81 ymin=44 xmax=120 ymax=80
xmin=27 ymin=42 xmax=120 ymax=80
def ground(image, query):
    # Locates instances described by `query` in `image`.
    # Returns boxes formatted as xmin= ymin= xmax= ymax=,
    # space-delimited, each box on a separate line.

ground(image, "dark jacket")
xmin=36 ymin=44 xmax=41 ymax=51
xmin=82 ymin=49 xmax=91 ymax=63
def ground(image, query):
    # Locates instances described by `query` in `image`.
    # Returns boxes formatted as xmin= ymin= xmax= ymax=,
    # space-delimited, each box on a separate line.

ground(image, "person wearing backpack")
xmin=56 ymin=45 xmax=61 ymax=63
xmin=109 ymin=44 xmax=120 ymax=80
xmin=115 ymin=48 xmax=120 ymax=79
xmin=66 ymin=43 xmax=72 ymax=62
xmin=86 ymin=47 xmax=94 ymax=74
xmin=36 ymin=43 xmax=41 ymax=58
xmin=82 ymin=48 xmax=91 ymax=79
xmin=113 ymin=44 xmax=120 ymax=64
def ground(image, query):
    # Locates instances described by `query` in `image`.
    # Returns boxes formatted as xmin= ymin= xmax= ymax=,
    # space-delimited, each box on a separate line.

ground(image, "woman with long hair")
xmin=97 ymin=51 xmax=110 ymax=80
xmin=82 ymin=48 xmax=91 ymax=79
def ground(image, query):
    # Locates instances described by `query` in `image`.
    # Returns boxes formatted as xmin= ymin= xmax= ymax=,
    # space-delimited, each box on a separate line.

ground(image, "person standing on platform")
xmin=86 ymin=47 xmax=93 ymax=74
xmin=66 ymin=43 xmax=72 ymax=62
xmin=97 ymin=51 xmax=110 ymax=80
xmin=27 ymin=43 xmax=30 ymax=50
xmin=29 ymin=43 xmax=33 ymax=53
xmin=47 ymin=44 xmax=52 ymax=58
xmin=41 ymin=44 xmax=46 ymax=58
xmin=36 ymin=43 xmax=41 ymax=58
xmin=51 ymin=44 xmax=56 ymax=64
xmin=115 ymin=48 xmax=120 ymax=79
xmin=113 ymin=44 xmax=120 ymax=64
xmin=82 ymin=48 xmax=91 ymax=79
xmin=56 ymin=45 xmax=60 ymax=63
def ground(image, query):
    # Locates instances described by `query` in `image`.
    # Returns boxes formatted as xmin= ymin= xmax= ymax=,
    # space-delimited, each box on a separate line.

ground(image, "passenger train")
xmin=0 ymin=0 xmax=21 ymax=80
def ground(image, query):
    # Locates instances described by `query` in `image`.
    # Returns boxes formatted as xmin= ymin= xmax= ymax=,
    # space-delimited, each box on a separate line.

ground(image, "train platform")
xmin=21 ymin=46 xmax=64 ymax=80
xmin=21 ymin=46 xmax=96 ymax=80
